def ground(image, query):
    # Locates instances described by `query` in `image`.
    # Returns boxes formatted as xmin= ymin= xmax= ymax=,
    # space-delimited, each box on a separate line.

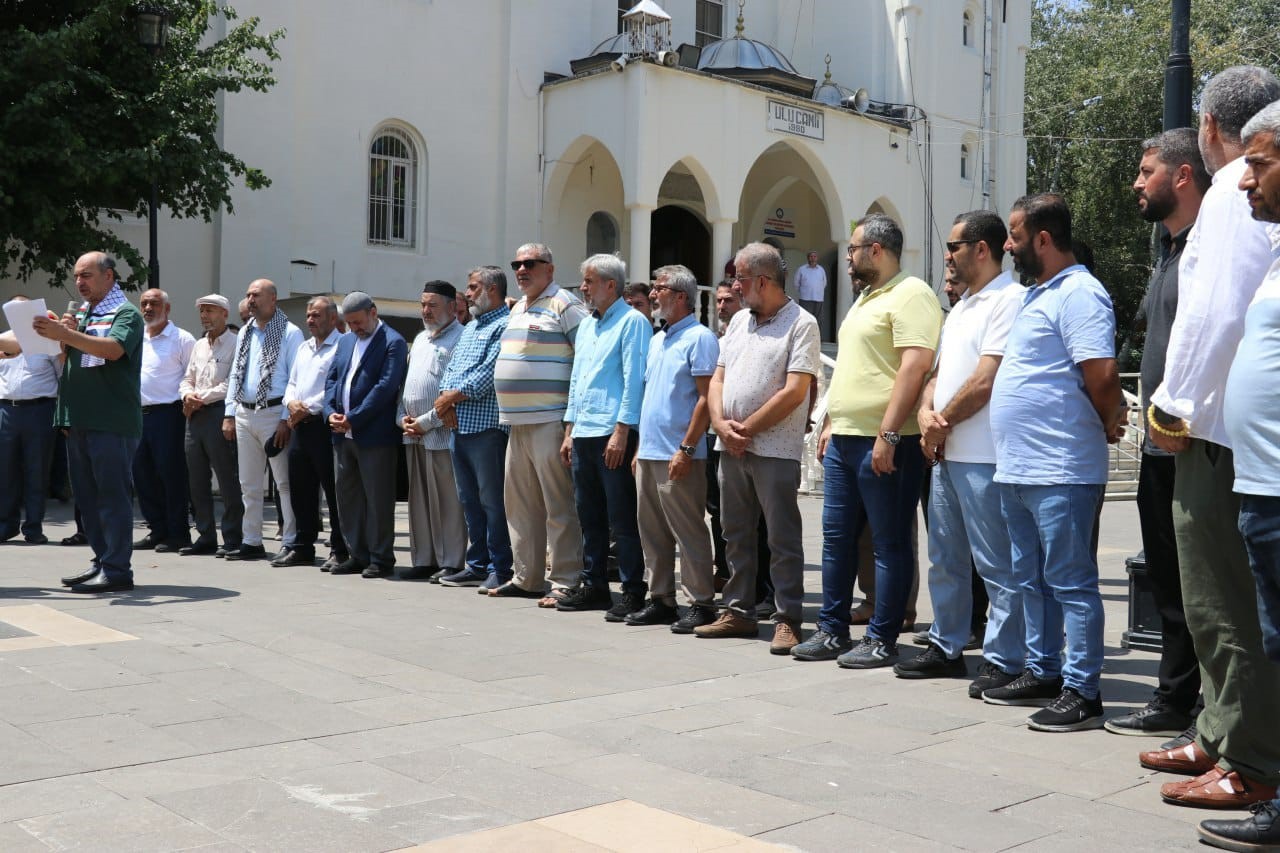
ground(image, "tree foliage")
xmin=0 ymin=0 xmax=283 ymax=288
xmin=1025 ymin=0 xmax=1280 ymax=363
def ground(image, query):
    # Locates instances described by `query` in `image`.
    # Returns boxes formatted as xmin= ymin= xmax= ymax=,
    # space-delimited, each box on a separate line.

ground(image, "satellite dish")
xmin=844 ymin=88 xmax=870 ymax=113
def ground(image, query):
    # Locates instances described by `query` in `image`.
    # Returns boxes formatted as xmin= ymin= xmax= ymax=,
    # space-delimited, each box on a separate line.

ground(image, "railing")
xmin=800 ymin=367 xmax=1144 ymax=501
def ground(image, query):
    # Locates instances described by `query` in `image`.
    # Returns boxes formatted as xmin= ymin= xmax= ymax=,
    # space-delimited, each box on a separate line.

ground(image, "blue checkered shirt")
xmin=439 ymin=305 xmax=509 ymax=434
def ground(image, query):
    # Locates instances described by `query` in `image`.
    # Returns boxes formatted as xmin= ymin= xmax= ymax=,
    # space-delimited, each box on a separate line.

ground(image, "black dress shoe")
xmin=396 ymin=565 xmax=439 ymax=580
xmin=216 ymin=544 xmax=238 ymax=558
xmin=133 ymin=534 xmax=158 ymax=550
xmin=61 ymin=532 xmax=88 ymax=546
xmin=154 ymin=540 xmax=190 ymax=554
xmin=179 ymin=541 xmax=218 ymax=556
xmin=320 ymin=552 xmax=348 ymax=573
xmin=223 ymin=544 xmax=267 ymax=561
xmin=428 ymin=567 xmax=454 ymax=583
xmin=69 ymin=574 xmax=134 ymax=593
xmin=362 ymin=564 xmax=392 ymax=578
xmin=330 ymin=557 xmax=366 ymax=575
xmin=61 ymin=566 xmax=101 ymax=587
xmin=272 ymin=548 xmax=315 ymax=567
xmin=24 ymin=534 xmax=49 ymax=545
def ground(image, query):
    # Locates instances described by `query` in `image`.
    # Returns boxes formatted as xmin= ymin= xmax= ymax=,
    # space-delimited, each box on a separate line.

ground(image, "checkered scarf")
xmin=76 ymin=284 xmax=129 ymax=368
xmin=234 ymin=308 xmax=289 ymax=406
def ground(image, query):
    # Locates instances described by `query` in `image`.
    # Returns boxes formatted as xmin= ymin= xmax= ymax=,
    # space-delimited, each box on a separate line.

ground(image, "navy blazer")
xmin=323 ymin=323 xmax=409 ymax=446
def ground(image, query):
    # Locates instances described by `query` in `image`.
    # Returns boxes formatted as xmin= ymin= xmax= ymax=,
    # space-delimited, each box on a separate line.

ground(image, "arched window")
xmin=586 ymin=211 xmax=620 ymax=256
xmin=960 ymin=143 xmax=971 ymax=180
xmin=962 ymin=10 xmax=973 ymax=47
xmin=368 ymin=127 xmax=418 ymax=247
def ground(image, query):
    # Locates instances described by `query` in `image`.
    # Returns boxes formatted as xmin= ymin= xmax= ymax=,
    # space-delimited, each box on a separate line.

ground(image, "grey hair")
xmin=515 ymin=242 xmax=553 ymax=263
xmin=341 ymin=291 xmax=375 ymax=314
xmin=854 ymin=213 xmax=904 ymax=258
xmin=143 ymin=288 xmax=171 ymax=306
xmin=1201 ymin=65 xmax=1280 ymax=141
xmin=581 ymin=253 xmax=627 ymax=290
xmin=653 ymin=264 xmax=698 ymax=304
xmin=1242 ymin=100 xmax=1280 ymax=150
xmin=307 ymin=295 xmax=339 ymax=317
xmin=468 ymin=265 xmax=508 ymax=298
xmin=735 ymin=242 xmax=783 ymax=284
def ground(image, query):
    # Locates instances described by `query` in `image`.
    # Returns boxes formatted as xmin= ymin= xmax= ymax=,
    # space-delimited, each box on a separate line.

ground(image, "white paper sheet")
xmin=2 ymin=298 xmax=64 ymax=357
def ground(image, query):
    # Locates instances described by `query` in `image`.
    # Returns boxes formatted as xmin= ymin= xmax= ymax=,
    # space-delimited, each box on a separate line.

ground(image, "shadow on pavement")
xmin=0 ymin=585 xmax=240 ymax=606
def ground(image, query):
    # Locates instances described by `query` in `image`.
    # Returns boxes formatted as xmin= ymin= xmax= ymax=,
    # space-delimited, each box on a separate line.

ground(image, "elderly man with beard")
xmin=132 ymin=289 xmax=196 ymax=553
xmin=492 ymin=244 xmax=589 ymax=603
xmin=33 ymin=252 xmax=144 ymax=592
xmin=179 ymin=294 xmax=243 ymax=557
xmin=435 ymin=267 xmax=513 ymax=589
xmin=399 ymin=281 xmax=465 ymax=580
xmin=985 ymin=194 xmax=1125 ymax=732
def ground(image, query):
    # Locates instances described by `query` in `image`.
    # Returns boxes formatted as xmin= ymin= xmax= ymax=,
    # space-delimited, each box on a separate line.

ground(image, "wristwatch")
xmin=679 ymin=444 xmax=697 ymax=457
xmin=879 ymin=430 xmax=901 ymax=446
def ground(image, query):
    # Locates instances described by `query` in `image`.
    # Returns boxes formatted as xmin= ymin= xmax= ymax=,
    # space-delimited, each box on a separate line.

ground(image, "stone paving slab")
xmin=0 ymin=499 xmax=1207 ymax=849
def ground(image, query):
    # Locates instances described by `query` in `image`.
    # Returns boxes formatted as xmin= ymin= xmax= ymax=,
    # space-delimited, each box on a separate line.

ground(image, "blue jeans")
xmin=1239 ymin=494 xmax=1280 ymax=663
xmin=572 ymin=433 xmax=645 ymax=594
xmin=927 ymin=461 xmax=1023 ymax=671
xmin=67 ymin=428 xmax=139 ymax=582
xmin=818 ymin=435 xmax=924 ymax=644
xmin=1000 ymin=482 xmax=1105 ymax=699
xmin=450 ymin=428 xmax=512 ymax=579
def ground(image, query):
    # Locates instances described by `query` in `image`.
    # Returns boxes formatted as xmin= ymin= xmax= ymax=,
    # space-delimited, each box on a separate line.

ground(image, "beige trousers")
xmin=406 ymin=445 xmax=466 ymax=570
xmin=505 ymin=421 xmax=583 ymax=590
xmin=635 ymin=458 xmax=715 ymax=606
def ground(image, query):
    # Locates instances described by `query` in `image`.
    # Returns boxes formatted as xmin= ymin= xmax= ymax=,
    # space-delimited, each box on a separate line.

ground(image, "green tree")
xmin=1025 ymin=0 xmax=1280 ymax=363
xmin=0 ymin=0 xmax=283 ymax=288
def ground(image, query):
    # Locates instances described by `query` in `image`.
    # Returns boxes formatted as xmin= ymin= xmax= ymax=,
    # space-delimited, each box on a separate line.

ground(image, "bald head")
xmin=139 ymin=288 xmax=172 ymax=331
xmin=245 ymin=279 xmax=278 ymax=326
xmin=72 ymin=251 xmax=118 ymax=305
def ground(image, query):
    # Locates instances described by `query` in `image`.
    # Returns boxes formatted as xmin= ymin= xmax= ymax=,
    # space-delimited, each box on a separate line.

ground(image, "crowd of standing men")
xmin=3 ymin=62 xmax=1280 ymax=853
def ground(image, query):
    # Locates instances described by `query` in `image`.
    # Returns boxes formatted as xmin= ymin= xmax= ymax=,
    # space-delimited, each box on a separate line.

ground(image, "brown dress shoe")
xmin=694 ymin=611 xmax=758 ymax=639
xmin=1140 ymin=741 xmax=1216 ymax=776
xmin=770 ymin=621 xmax=801 ymax=655
xmin=1161 ymin=766 xmax=1279 ymax=809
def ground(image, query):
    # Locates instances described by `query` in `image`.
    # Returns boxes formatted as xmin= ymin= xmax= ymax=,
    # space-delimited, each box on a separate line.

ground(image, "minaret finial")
xmin=736 ymin=0 xmax=746 ymax=36
xmin=823 ymin=53 xmax=832 ymax=83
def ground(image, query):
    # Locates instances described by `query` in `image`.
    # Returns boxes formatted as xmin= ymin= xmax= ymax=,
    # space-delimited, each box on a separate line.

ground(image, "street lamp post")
xmin=135 ymin=5 xmax=169 ymax=288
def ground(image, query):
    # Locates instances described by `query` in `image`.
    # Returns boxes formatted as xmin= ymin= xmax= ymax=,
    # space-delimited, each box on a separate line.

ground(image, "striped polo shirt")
xmin=495 ymin=282 xmax=589 ymax=425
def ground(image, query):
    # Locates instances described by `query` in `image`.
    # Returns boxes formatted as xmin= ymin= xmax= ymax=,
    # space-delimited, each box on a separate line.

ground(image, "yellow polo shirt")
xmin=828 ymin=272 xmax=943 ymax=436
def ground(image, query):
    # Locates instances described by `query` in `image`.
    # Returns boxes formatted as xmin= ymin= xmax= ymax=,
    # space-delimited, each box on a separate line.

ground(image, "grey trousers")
xmin=335 ymin=440 xmax=398 ymax=568
xmin=636 ymin=458 xmax=715 ymax=606
xmin=719 ymin=453 xmax=804 ymax=624
xmin=406 ymin=444 xmax=466 ymax=570
xmin=1174 ymin=439 xmax=1280 ymax=784
xmin=186 ymin=405 xmax=242 ymax=547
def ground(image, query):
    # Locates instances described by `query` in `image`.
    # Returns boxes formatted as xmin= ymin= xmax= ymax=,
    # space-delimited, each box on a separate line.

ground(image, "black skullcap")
xmin=422 ymin=280 xmax=456 ymax=299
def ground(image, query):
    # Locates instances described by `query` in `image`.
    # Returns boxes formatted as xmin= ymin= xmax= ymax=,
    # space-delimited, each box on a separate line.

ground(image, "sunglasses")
xmin=945 ymin=240 xmax=980 ymax=254
xmin=510 ymin=259 xmax=549 ymax=271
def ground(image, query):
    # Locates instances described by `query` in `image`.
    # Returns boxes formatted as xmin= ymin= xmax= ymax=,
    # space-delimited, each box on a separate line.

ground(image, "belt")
xmin=142 ymin=400 xmax=182 ymax=414
xmin=240 ymin=397 xmax=284 ymax=411
xmin=0 ymin=397 xmax=55 ymax=407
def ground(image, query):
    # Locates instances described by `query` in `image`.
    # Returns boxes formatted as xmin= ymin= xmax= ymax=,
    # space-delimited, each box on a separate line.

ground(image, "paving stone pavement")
xmin=0 ymin=498 xmax=1208 ymax=851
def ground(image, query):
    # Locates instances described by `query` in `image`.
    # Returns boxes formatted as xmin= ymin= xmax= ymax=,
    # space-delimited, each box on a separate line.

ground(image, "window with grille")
xmin=961 ymin=143 xmax=971 ymax=180
xmin=617 ymin=0 xmax=630 ymax=33
xmin=695 ymin=0 xmax=724 ymax=48
xmin=962 ymin=10 xmax=973 ymax=47
xmin=368 ymin=128 xmax=417 ymax=247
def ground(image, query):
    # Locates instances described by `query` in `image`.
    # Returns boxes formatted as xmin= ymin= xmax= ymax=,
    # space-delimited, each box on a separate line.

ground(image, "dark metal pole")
xmin=1164 ymin=0 xmax=1192 ymax=130
xmin=148 ymin=178 xmax=160 ymax=287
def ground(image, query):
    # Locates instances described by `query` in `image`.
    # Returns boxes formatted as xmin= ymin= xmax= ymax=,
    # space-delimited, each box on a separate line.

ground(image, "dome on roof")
xmin=813 ymin=54 xmax=852 ymax=106
xmin=693 ymin=5 xmax=815 ymax=98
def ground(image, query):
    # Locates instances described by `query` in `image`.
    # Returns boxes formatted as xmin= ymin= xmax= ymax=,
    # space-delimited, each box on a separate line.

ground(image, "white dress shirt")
xmin=0 ymin=352 xmax=60 ymax=401
xmin=1151 ymin=155 xmax=1280 ymax=447
xmin=140 ymin=321 xmax=196 ymax=406
xmin=285 ymin=328 xmax=345 ymax=415
xmin=342 ymin=321 xmax=381 ymax=439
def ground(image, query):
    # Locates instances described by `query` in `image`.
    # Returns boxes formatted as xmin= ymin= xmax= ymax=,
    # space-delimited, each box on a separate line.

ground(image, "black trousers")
xmin=134 ymin=401 xmax=190 ymax=545
xmin=1138 ymin=451 xmax=1201 ymax=713
xmin=287 ymin=417 xmax=346 ymax=556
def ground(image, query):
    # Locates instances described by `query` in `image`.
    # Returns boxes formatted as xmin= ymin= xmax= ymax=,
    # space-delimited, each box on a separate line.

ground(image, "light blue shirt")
xmin=224 ymin=316 xmax=304 ymax=418
xmin=990 ymin=265 xmax=1115 ymax=485
xmin=638 ymin=314 xmax=718 ymax=461
xmin=565 ymin=297 xmax=650 ymax=438
xmin=1225 ymin=260 xmax=1280 ymax=496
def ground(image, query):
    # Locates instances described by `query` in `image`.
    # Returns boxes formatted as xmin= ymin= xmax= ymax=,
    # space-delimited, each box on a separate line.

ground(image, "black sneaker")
xmin=670 ymin=604 xmax=718 ymax=634
xmin=625 ymin=599 xmax=678 ymax=626
xmin=1160 ymin=721 xmax=1199 ymax=751
xmin=604 ymin=590 xmax=646 ymax=623
xmin=969 ymin=660 xmax=1019 ymax=699
xmin=1198 ymin=801 xmax=1280 ymax=852
xmin=893 ymin=642 xmax=967 ymax=679
xmin=982 ymin=670 xmax=1064 ymax=706
xmin=790 ymin=629 xmax=854 ymax=661
xmin=837 ymin=636 xmax=899 ymax=669
xmin=1027 ymin=687 xmax=1105 ymax=732
xmin=1104 ymin=699 xmax=1193 ymax=737
xmin=555 ymin=585 xmax=613 ymax=612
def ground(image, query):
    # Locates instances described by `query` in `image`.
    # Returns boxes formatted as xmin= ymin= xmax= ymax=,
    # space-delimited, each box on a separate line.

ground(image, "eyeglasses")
xmin=731 ymin=273 xmax=773 ymax=284
xmin=945 ymin=240 xmax=980 ymax=254
xmin=650 ymin=284 xmax=676 ymax=294
xmin=847 ymin=243 xmax=877 ymax=255
xmin=510 ymin=259 xmax=549 ymax=271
